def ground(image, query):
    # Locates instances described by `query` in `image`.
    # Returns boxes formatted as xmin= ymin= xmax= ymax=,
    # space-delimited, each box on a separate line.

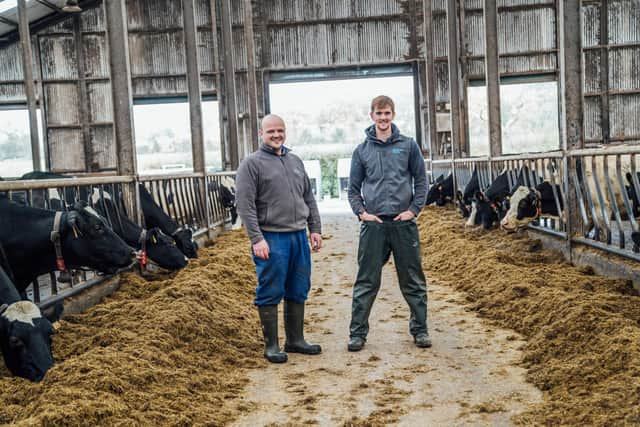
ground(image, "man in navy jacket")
xmin=347 ymin=95 xmax=431 ymax=351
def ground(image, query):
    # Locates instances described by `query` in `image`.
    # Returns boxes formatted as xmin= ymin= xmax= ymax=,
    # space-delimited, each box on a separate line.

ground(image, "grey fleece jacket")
xmin=236 ymin=144 xmax=322 ymax=244
xmin=348 ymin=123 xmax=427 ymax=217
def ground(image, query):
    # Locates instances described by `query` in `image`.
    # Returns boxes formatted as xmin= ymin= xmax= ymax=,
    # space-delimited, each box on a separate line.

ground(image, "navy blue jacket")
xmin=348 ymin=124 xmax=427 ymax=217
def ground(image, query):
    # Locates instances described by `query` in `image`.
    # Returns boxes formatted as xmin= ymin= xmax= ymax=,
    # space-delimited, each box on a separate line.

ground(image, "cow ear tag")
xmin=438 ymin=185 xmax=442 ymax=190
xmin=72 ymin=225 xmax=80 ymax=238
xmin=152 ymin=235 xmax=157 ymax=244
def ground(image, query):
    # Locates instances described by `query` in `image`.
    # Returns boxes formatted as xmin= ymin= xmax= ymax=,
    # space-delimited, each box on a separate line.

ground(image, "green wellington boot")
xmin=283 ymin=300 xmax=322 ymax=355
xmin=257 ymin=305 xmax=288 ymax=363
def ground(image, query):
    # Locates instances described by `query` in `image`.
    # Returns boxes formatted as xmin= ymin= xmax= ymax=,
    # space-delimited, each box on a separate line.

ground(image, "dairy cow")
xmin=91 ymin=190 xmax=187 ymax=271
xmin=456 ymin=169 xmax=479 ymax=218
xmin=138 ymin=184 xmax=198 ymax=259
xmin=500 ymin=182 xmax=564 ymax=231
xmin=0 ymin=265 xmax=54 ymax=382
xmin=425 ymin=173 xmax=454 ymax=206
xmin=469 ymin=167 xmax=540 ymax=229
xmin=208 ymin=176 xmax=240 ymax=228
xmin=0 ymin=198 xmax=135 ymax=293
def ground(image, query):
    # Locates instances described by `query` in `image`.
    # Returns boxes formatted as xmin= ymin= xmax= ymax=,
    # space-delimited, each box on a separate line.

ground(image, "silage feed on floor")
xmin=419 ymin=206 xmax=640 ymax=426
xmin=0 ymin=230 xmax=262 ymax=426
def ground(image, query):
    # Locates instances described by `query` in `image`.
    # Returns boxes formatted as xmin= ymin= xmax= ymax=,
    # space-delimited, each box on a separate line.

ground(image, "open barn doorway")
xmin=267 ymin=66 xmax=418 ymax=214
xmin=0 ymin=107 xmax=45 ymax=177
xmin=133 ymin=97 xmax=222 ymax=174
xmin=467 ymin=79 xmax=560 ymax=156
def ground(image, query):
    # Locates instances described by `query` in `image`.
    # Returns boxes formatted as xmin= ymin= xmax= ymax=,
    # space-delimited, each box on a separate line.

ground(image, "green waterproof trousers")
xmin=349 ymin=219 xmax=428 ymax=339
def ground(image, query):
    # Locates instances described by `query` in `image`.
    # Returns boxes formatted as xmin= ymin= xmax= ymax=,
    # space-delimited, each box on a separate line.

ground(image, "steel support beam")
xmin=484 ymin=0 xmax=502 ymax=157
xmin=208 ymin=0 xmax=226 ymax=172
xmin=446 ymin=0 xmax=463 ymax=159
xmin=559 ymin=0 xmax=583 ymax=241
xmin=182 ymin=0 xmax=205 ymax=174
xmin=243 ymin=0 xmax=259 ymax=153
xmin=220 ymin=0 xmax=240 ymax=170
xmin=17 ymin=0 xmax=41 ymax=171
xmin=422 ymin=0 xmax=438 ymax=163
xmin=104 ymin=0 xmax=138 ymax=219
xmin=0 ymin=16 xmax=18 ymax=27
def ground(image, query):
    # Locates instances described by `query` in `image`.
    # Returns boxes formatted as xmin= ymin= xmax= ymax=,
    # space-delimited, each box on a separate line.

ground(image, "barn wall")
xmin=0 ymin=0 xmax=638 ymax=171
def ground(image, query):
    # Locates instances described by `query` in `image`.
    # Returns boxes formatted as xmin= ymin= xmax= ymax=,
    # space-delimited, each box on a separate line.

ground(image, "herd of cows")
xmin=0 ymin=172 xmax=237 ymax=382
xmin=425 ymin=162 xmax=640 ymax=247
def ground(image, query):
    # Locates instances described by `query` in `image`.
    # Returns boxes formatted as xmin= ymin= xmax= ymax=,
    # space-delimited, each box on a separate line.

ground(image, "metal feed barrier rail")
xmin=426 ymin=146 xmax=640 ymax=262
xmin=0 ymin=172 xmax=236 ymax=309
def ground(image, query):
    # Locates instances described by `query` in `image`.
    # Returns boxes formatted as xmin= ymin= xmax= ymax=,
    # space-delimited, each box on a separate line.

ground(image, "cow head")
xmin=0 ymin=301 xmax=54 ymax=382
xmin=62 ymin=203 xmax=136 ymax=274
xmin=145 ymin=228 xmax=188 ymax=270
xmin=501 ymin=186 xmax=540 ymax=232
xmin=474 ymin=191 xmax=502 ymax=230
xmin=426 ymin=174 xmax=453 ymax=206
xmin=211 ymin=177 xmax=238 ymax=225
xmin=626 ymin=172 xmax=640 ymax=218
xmin=457 ymin=190 xmax=471 ymax=217
xmin=173 ymin=228 xmax=198 ymax=259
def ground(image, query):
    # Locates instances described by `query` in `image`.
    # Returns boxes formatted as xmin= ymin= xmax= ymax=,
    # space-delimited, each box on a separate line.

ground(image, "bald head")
xmin=259 ymin=114 xmax=286 ymax=154
xmin=260 ymin=114 xmax=285 ymax=130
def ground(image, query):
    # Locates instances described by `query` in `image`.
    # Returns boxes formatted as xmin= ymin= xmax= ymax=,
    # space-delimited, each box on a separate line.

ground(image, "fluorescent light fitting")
xmin=62 ymin=0 xmax=81 ymax=12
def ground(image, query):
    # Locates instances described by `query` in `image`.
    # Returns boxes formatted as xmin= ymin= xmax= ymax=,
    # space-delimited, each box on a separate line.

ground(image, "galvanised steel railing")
xmin=0 ymin=171 xmax=237 ymax=308
xmin=426 ymin=146 xmax=640 ymax=262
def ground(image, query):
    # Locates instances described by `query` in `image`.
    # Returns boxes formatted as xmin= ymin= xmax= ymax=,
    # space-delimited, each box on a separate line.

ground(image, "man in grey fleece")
xmin=236 ymin=114 xmax=323 ymax=363
xmin=347 ymin=95 xmax=430 ymax=351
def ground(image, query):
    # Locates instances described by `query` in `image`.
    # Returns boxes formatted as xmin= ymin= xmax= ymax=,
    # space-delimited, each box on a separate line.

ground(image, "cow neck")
xmin=533 ymin=189 xmax=543 ymax=219
xmin=138 ymin=229 xmax=147 ymax=270
xmin=0 ymin=266 xmax=20 ymax=307
xmin=50 ymin=211 xmax=68 ymax=274
xmin=0 ymin=242 xmax=16 ymax=285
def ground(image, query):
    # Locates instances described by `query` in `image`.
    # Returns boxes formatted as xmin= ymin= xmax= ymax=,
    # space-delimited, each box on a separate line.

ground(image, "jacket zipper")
xmin=280 ymin=156 xmax=297 ymax=225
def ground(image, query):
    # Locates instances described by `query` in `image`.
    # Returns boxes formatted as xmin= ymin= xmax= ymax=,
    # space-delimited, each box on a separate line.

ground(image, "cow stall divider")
xmin=426 ymin=145 xmax=640 ymax=267
xmin=0 ymin=171 xmax=237 ymax=311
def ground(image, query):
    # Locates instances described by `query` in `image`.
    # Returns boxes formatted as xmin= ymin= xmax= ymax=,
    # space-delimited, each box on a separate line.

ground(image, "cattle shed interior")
xmin=0 ymin=0 xmax=640 ymax=425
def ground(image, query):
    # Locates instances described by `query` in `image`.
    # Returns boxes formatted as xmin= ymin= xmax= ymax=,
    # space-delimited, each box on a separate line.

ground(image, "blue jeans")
xmin=253 ymin=230 xmax=311 ymax=306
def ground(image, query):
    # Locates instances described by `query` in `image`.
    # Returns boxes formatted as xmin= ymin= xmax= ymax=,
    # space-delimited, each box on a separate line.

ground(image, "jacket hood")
xmin=365 ymin=123 xmax=402 ymax=145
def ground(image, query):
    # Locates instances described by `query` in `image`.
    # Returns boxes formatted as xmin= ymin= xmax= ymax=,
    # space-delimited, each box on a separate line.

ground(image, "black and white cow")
xmin=625 ymin=172 xmax=640 ymax=218
xmin=457 ymin=169 xmax=479 ymax=218
xmin=0 ymin=198 xmax=135 ymax=293
xmin=469 ymin=167 xmax=540 ymax=230
xmin=0 ymin=265 xmax=54 ymax=382
xmin=138 ymin=184 xmax=198 ymax=259
xmin=425 ymin=173 xmax=454 ymax=206
xmin=500 ymin=181 xmax=564 ymax=232
xmin=91 ymin=190 xmax=187 ymax=271
xmin=208 ymin=176 xmax=240 ymax=228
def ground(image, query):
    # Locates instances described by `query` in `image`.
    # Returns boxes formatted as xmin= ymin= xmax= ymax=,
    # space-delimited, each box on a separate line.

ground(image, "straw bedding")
xmin=419 ymin=206 xmax=640 ymax=425
xmin=0 ymin=230 xmax=261 ymax=426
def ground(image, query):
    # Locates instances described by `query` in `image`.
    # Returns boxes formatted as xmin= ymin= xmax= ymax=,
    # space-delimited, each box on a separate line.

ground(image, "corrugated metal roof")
xmin=0 ymin=0 xmax=89 ymax=38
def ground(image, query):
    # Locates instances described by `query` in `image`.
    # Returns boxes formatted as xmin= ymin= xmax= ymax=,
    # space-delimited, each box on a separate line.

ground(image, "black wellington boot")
xmin=283 ymin=300 xmax=322 ymax=355
xmin=257 ymin=305 xmax=287 ymax=363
